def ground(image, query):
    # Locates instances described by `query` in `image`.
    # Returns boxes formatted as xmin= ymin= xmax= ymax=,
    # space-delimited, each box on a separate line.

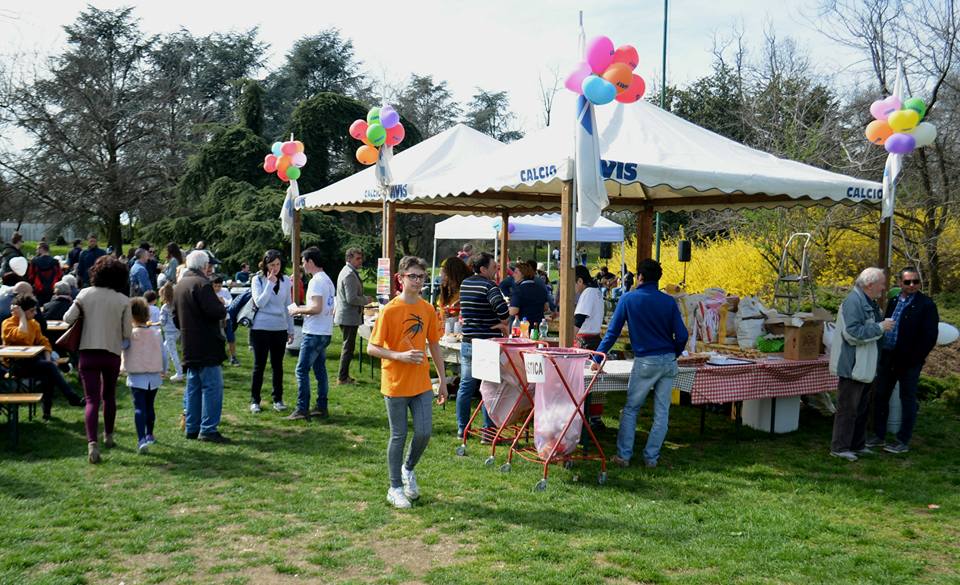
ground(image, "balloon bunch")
xmin=864 ymin=96 xmax=937 ymax=154
xmin=349 ymin=105 xmax=405 ymax=165
xmin=263 ymin=140 xmax=307 ymax=182
xmin=564 ymin=36 xmax=646 ymax=106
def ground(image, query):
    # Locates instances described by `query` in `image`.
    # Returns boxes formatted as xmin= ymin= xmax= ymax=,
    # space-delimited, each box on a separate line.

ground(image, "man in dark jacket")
xmin=867 ymin=267 xmax=939 ymax=454
xmin=77 ymin=234 xmax=106 ymax=287
xmin=27 ymin=242 xmax=62 ymax=305
xmin=0 ymin=231 xmax=24 ymax=282
xmin=173 ymin=250 xmax=229 ymax=443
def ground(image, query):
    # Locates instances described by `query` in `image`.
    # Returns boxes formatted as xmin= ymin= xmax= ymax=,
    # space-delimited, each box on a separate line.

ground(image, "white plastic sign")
xmin=523 ymin=353 xmax=546 ymax=383
xmin=471 ymin=339 xmax=501 ymax=383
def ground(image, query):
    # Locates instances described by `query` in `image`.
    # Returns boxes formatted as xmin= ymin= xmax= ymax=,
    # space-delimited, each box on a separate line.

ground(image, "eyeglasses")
xmin=902 ymin=279 xmax=921 ymax=285
xmin=404 ymin=273 xmax=426 ymax=281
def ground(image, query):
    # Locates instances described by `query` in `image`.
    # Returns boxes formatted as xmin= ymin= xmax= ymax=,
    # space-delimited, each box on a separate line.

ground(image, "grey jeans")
xmin=384 ymin=390 xmax=434 ymax=489
xmin=338 ymin=325 xmax=358 ymax=381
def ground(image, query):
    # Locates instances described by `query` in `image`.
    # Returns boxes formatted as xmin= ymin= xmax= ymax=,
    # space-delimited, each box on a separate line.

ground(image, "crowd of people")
xmin=0 ymin=230 xmax=944 ymax=509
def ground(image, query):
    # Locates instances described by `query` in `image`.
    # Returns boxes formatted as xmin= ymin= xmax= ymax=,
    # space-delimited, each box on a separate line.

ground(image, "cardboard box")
xmin=783 ymin=321 xmax=824 ymax=360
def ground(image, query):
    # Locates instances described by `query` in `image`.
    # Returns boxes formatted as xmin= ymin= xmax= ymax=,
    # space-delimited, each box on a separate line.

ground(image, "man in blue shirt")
xmin=129 ymin=248 xmax=153 ymax=295
xmin=595 ymin=258 xmax=688 ymax=469
xmin=77 ymin=234 xmax=106 ymax=287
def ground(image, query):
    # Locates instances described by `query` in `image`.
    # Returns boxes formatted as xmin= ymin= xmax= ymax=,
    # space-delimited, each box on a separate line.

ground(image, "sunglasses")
xmin=404 ymin=273 xmax=426 ymax=281
xmin=902 ymin=279 xmax=921 ymax=285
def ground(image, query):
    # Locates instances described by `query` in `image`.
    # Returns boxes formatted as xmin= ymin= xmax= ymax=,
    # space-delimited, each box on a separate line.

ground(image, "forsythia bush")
xmin=611 ymin=235 xmax=777 ymax=297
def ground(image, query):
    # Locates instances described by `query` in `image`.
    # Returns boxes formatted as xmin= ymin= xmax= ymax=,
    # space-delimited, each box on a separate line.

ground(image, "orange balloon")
xmin=865 ymin=119 xmax=893 ymax=145
xmin=602 ymin=63 xmax=633 ymax=92
xmin=277 ymin=156 xmax=291 ymax=172
xmin=294 ymin=140 xmax=305 ymax=153
xmin=356 ymin=144 xmax=379 ymax=165
xmin=277 ymin=166 xmax=289 ymax=182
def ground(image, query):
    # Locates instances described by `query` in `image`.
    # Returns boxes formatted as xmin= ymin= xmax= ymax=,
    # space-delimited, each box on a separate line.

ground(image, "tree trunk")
xmin=105 ymin=210 xmax=123 ymax=255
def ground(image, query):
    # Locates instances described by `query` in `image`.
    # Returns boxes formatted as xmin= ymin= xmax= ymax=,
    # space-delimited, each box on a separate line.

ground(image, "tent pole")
xmin=546 ymin=241 xmax=551 ymax=280
xmin=383 ymin=200 xmax=397 ymax=299
xmin=292 ymin=209 xmax=301 ymax=302
xmin=499 ymin=210 xmax=509 ymax=281
xmin=620 ymin=240 xmax=626 ymax=281
xmin=430 ymin=237 xmax=438 ymax=305
xmin=559 ymin=181 xmax=575 ymax=347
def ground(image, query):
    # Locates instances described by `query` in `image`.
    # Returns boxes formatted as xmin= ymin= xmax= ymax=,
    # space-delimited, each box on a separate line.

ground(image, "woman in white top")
xmin=248 ymin=249 xmax=295 ymax=413
xmin=573 ymin=265 xmax=605 ymax=350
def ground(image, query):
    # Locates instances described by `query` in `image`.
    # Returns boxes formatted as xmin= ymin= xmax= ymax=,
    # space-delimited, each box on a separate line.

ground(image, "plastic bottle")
xmin=510 ymin=316 xmax=521 ymax=338
xmin=520 ymin=317 xmax=530 ymax=338
xmin=530 ymin=324 xmax=540 ymax=340
xmin=539 ymin=319 xmax=549 ymax=339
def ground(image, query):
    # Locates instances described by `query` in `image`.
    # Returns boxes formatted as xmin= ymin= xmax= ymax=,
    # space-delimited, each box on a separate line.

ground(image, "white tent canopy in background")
xmin=295 ymin=124 xmax=504 ymax=211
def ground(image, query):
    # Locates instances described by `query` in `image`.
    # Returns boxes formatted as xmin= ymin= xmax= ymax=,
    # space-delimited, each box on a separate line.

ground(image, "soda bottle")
xmin=520 ymin=317 xmax=530 ymax=338
xmin=510 ymin=316 xmax=521 ymax=338
xmin=531 ymin=324 xmax=540 ymax=340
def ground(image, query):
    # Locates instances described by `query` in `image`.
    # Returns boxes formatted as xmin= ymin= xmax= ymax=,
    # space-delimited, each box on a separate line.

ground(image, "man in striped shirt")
xmin=456 ymin=252 xmax=510 ymax=439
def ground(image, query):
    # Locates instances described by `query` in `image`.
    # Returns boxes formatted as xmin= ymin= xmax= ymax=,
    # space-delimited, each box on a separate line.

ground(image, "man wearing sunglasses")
xmin=867 ymin=267 xmax=939 ymax=455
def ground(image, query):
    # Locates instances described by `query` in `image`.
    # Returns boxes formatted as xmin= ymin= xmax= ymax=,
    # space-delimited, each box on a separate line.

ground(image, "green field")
xmin=1 ymin=327 xmax=959 ymax=585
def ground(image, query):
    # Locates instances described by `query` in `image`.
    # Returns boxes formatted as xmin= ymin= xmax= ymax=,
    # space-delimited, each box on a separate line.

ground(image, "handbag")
xmin=235 ymin=275 xmax=262 ymax=327
xmin=56 ymin=310 xmax=83 ymax=353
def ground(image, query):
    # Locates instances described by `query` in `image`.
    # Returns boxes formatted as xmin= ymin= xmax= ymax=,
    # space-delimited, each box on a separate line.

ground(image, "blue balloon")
xmin=271 ymin=141 xmax=283 ymax=157
xmin=582 ymin=75 xmax=616 ymax=105
xmin=380 ymin=105 xmax=400 ymax=129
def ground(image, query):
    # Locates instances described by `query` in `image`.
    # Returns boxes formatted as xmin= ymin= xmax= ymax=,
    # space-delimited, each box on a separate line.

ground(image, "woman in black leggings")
xmin=248 ymin=249 xmax=294 ymax=413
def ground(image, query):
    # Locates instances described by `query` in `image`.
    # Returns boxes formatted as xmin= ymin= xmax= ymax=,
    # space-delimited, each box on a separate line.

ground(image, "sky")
xmin=0 ymin=0 xmax=867 ymax=135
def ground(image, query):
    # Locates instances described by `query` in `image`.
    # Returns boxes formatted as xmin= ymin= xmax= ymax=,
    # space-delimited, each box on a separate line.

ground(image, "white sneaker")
xmin=272 ymin=401 xmax=288 ymax=412
xmin=249 ymin=403 xmax=262 ymax=414
xmin=170 ymin=374 xmax=184 ymax=383
xmin=401 ymin=466 xmax=420 ymax=500
xmin=830 ymin=450 xmax=858 ymax=462
xmin=387 ymin=486 xmax=411 ymax=509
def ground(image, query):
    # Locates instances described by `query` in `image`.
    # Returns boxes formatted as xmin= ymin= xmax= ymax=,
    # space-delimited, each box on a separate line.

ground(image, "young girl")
xmin=144 ymin=290 xmax=161 ymax=327
xmin=367 ymin=256 xmax=448 ymax=509
xmin=122 ymin=297 xmax=166 ymax=454
xmin=158 ymin=283 xmax=183 ymax=382
xmin=212 ymin=276 xmax=239 ymax=366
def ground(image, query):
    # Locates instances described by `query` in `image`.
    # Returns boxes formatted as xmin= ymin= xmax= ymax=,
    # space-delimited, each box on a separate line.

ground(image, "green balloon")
xmin=904 ymin=97 xmax=926 ymax=120
xmin=366 ymin=123 xmax=386 ymax=147
xmin=286 ymin=166 xmax=301 ymax=181
xmin=366 ymin=107 xmax=381 ymax=125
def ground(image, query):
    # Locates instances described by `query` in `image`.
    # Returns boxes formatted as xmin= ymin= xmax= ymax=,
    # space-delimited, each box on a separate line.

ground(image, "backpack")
xmin=28 ymin=261 xmax=60 ymax=298
xmin=228 ymin=290 xmax=257 ymax=327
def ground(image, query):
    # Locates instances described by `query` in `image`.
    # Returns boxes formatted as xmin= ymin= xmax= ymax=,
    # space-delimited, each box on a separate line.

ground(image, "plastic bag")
xmin=533 ymin=349 xmax=589 ymax=459
xmin=478 ymin=340 xmax=536 ymax=428
xmin=736 ymin=317 xmax=765 ymax=349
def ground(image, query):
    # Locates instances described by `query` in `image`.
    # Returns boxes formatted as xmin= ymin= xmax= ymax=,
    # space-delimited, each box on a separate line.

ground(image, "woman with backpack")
xmin=248 ymin=249 xmax=294 ymax=414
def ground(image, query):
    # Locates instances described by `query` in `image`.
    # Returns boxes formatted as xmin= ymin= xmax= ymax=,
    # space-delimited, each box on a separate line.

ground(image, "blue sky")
xmin=1 ymin=1 xmax=866 ymax=134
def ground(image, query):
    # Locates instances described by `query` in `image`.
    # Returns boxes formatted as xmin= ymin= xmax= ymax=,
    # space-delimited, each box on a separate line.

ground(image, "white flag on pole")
xmin=575 ymin=95 xmax=607 ymax=226
xmin=881 ymin=62 xmax=905 ymax=220
xmin=280 ymin=180 xmax=298 ymax=237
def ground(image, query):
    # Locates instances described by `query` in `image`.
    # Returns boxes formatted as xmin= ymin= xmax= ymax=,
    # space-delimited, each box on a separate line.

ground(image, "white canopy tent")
xmin=429 ymin=213 xmax=626 ymax=302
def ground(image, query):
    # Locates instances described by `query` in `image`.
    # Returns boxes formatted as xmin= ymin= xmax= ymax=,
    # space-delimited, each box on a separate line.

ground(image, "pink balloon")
xmin=615 ymin=74 xmax=646 ymax=104
xmin=291 ymin=152 xmax=307 ymax=167
xmin=586 ymin=36 xmax=615 ymax=74
xmin=349 ymin=119 xmax=368 ymax=141
xmin=263 ymin=154 xmax=277 ymax=173
xmin=385 ymin=122 xmax=405 ymax=147
xmin=281 ymin=141 xmax=297 ymax=156
xmin=870 ymin=96 xmax=901 ymax=121
xmin=565 ymin=62 xmax=592 ymax=94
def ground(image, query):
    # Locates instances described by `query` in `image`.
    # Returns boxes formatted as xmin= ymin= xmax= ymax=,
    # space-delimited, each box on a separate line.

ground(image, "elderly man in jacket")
xmin=828 ymin=267 xmax=894 ymax=462
xmin=867 ymin=267 xmax=939 ymax=454
xmin=334 ymin=247 xmax=369 ymax=385
xmin=173 ymin=250 xmax=229 ymax=443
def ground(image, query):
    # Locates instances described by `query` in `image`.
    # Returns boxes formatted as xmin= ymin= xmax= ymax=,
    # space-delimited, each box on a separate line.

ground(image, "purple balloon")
xmin=565 ymin=62 xmax=592 ymax=94
xmin=885 ymin=132 xmax=916 ymax=154
xmin=508 ymin=223 xmax=516 ymax=233
xmin=380 ymin=105 xmax=399 ymax=129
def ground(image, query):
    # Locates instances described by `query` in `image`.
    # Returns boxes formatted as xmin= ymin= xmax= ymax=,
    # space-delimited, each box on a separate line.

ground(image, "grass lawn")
xmin=2 ymin=327 xmax=959 ymax=585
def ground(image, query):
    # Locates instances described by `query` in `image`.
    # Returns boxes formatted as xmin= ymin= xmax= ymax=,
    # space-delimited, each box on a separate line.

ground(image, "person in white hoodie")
xmin=122 ymin=297 xmax=166 ymax=454
xmin=158 ymin=283 xmax=183 ymax=382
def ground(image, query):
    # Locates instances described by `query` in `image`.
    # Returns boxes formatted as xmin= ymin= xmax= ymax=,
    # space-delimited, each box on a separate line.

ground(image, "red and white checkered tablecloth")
xmin=690 ymin=356 xmax=837 ymax=405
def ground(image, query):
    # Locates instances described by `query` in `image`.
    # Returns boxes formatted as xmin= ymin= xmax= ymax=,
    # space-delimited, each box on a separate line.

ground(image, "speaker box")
xmin=599 ymin=242 xmax=613 ymax=259
xmin=678 ymin=240 xmax=691 ymax=262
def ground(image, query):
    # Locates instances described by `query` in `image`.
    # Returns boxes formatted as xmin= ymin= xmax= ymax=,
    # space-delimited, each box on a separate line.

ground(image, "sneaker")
xmin=644 ymin=459 xmax=658 ymax=468
xmin=865 ymin=436 xmax=885 ymax=448
xmin=386 ymin=486 xmax=411 ymax=509
xmin=249 ymin=403 xmax=262 ymax=414
xmin=229 ymin=356 xmax=241 ymax=367
xmin=884 ymin=441 xmax=910 ymax=454
xmin=103 ymin=433 xmax=115 ymax=448
xmin=830 ymin=450 xmax=859 ymax=462
xmin=145 ymin=434 xmax=156 ymax=445
xmin=137 ymin=439 xmax=149 ymax=454
xmin=198 ymin=432 xmax=231 ymax=444
xmin=610 ymin=455 xmax=630 ymax=468
xmin=170 ymin=374 xmax=184 ymax=383
xmin=337 ymin=377 xmax=356 ymax=386
xmin=185 ymin=432 xmax=199 ymax=440
xmin=272 ymin=401 xmax=288 ymax=412
xmin=855 ymin=447 xmax=876 ymax=456
xmin=401 ymin=466 xmax=420 ymax=500
xmin=87 ymin=442 xmax=100 ymax=464
xmin=286 ymin=410 xmax=309 ymax=421
xmin=309 ymin=408 xmax=329 ymax=419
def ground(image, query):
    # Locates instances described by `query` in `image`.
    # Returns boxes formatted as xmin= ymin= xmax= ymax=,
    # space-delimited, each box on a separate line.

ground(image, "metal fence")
xmin=0 ymin=221 xmax=80 ymax=242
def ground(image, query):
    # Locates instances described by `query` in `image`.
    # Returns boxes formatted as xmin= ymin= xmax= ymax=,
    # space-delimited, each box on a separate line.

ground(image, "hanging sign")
xmin=376 ymin=258 xmax=391 ymax=296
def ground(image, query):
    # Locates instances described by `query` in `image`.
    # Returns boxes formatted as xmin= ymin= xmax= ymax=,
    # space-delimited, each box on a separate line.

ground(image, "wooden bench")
xmin=0 ymin=393 xmax=44 ymax=449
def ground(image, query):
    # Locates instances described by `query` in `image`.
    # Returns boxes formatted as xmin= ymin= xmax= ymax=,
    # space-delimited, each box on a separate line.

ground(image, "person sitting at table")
xmin=594 ymin=259 xmax=688 ymax=469
xmin=508 ymin=261 xmax=550 ymax=330
xmin=43 ymin=282 xmax=75 ymax=321
xmin=436 ymin=256 xmax=470 ymax=316
xmin=234 ymin=263 xmax=251 ymax=285
xmin=1 ymin=294 xmax=84 ymax=419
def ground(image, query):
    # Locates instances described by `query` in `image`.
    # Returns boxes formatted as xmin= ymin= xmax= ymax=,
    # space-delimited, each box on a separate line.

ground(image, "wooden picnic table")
xmin=0 ymin=393 xmax=44 ymax=448
xmin=45 ymin=320 xmax=70 ymax=332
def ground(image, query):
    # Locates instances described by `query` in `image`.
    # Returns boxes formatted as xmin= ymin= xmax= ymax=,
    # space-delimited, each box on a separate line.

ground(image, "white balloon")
xmin=912 ymin=122 xmax=937 ymax=147
xmin=9 ymin=256 xmax=27 ymax=276
xmin=937 ymin=322 xmax=959 ymax=345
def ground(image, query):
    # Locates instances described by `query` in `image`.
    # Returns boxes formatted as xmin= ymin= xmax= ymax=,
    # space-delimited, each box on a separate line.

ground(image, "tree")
xmin=238 ymin=79 xmax=265 ymax=136
xmin=394 ymin=75 xmax=462 ymax=138
xmin=538 ymin=67 xmax=561 ymax=127
xmin=463 ymin=89 xmax=523 ymax=142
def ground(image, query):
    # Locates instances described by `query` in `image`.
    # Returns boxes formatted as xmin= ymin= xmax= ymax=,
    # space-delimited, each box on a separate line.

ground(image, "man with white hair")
xmin=828 ymin=267 xmax=894 ymax=462
xmin=173 ymin=250 xmax=229 ymax=443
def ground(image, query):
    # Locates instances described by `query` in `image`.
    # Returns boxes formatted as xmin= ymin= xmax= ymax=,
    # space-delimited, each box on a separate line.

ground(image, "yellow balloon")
xmin=888 ymin=109 xmax=920 ymax=132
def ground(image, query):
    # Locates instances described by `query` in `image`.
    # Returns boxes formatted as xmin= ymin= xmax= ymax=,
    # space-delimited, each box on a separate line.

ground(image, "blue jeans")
xmin=456 ymin=340 xmax=492 ymax=434
xmin=185 ymin=365 xmax=224 ymax=435
xmin=617 ymin=354 xmax=677 ymax=464
xmin=296 ymin=333 xmax=332 ymax=413
xmin=130 ymin=387 xmax=158 ymax=441
xmin=873 ymin=350 xmax=923 ymax=445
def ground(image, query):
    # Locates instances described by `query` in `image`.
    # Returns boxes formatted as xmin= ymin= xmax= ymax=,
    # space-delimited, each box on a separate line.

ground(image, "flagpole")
xmin=654 ymin=0 xmax=669 ymax=262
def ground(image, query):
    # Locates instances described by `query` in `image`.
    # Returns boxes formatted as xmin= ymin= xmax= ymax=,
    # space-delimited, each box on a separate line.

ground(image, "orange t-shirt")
xmin=369 ymin=296 xmax=441 ymax=397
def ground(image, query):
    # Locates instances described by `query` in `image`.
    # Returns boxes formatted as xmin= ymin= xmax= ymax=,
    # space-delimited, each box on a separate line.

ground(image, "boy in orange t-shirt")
xmin=368 ymin=256 xmax=447 ymax=509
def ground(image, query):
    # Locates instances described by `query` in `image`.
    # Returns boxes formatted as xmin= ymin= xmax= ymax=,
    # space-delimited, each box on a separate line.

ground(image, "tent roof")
xmin=302 ymin=95 xmax=881 ymax=215
xmin=434 ymin=213 xmax=624 ymax=242
xmin=296 ymin=124 xmax=504 ymax=211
